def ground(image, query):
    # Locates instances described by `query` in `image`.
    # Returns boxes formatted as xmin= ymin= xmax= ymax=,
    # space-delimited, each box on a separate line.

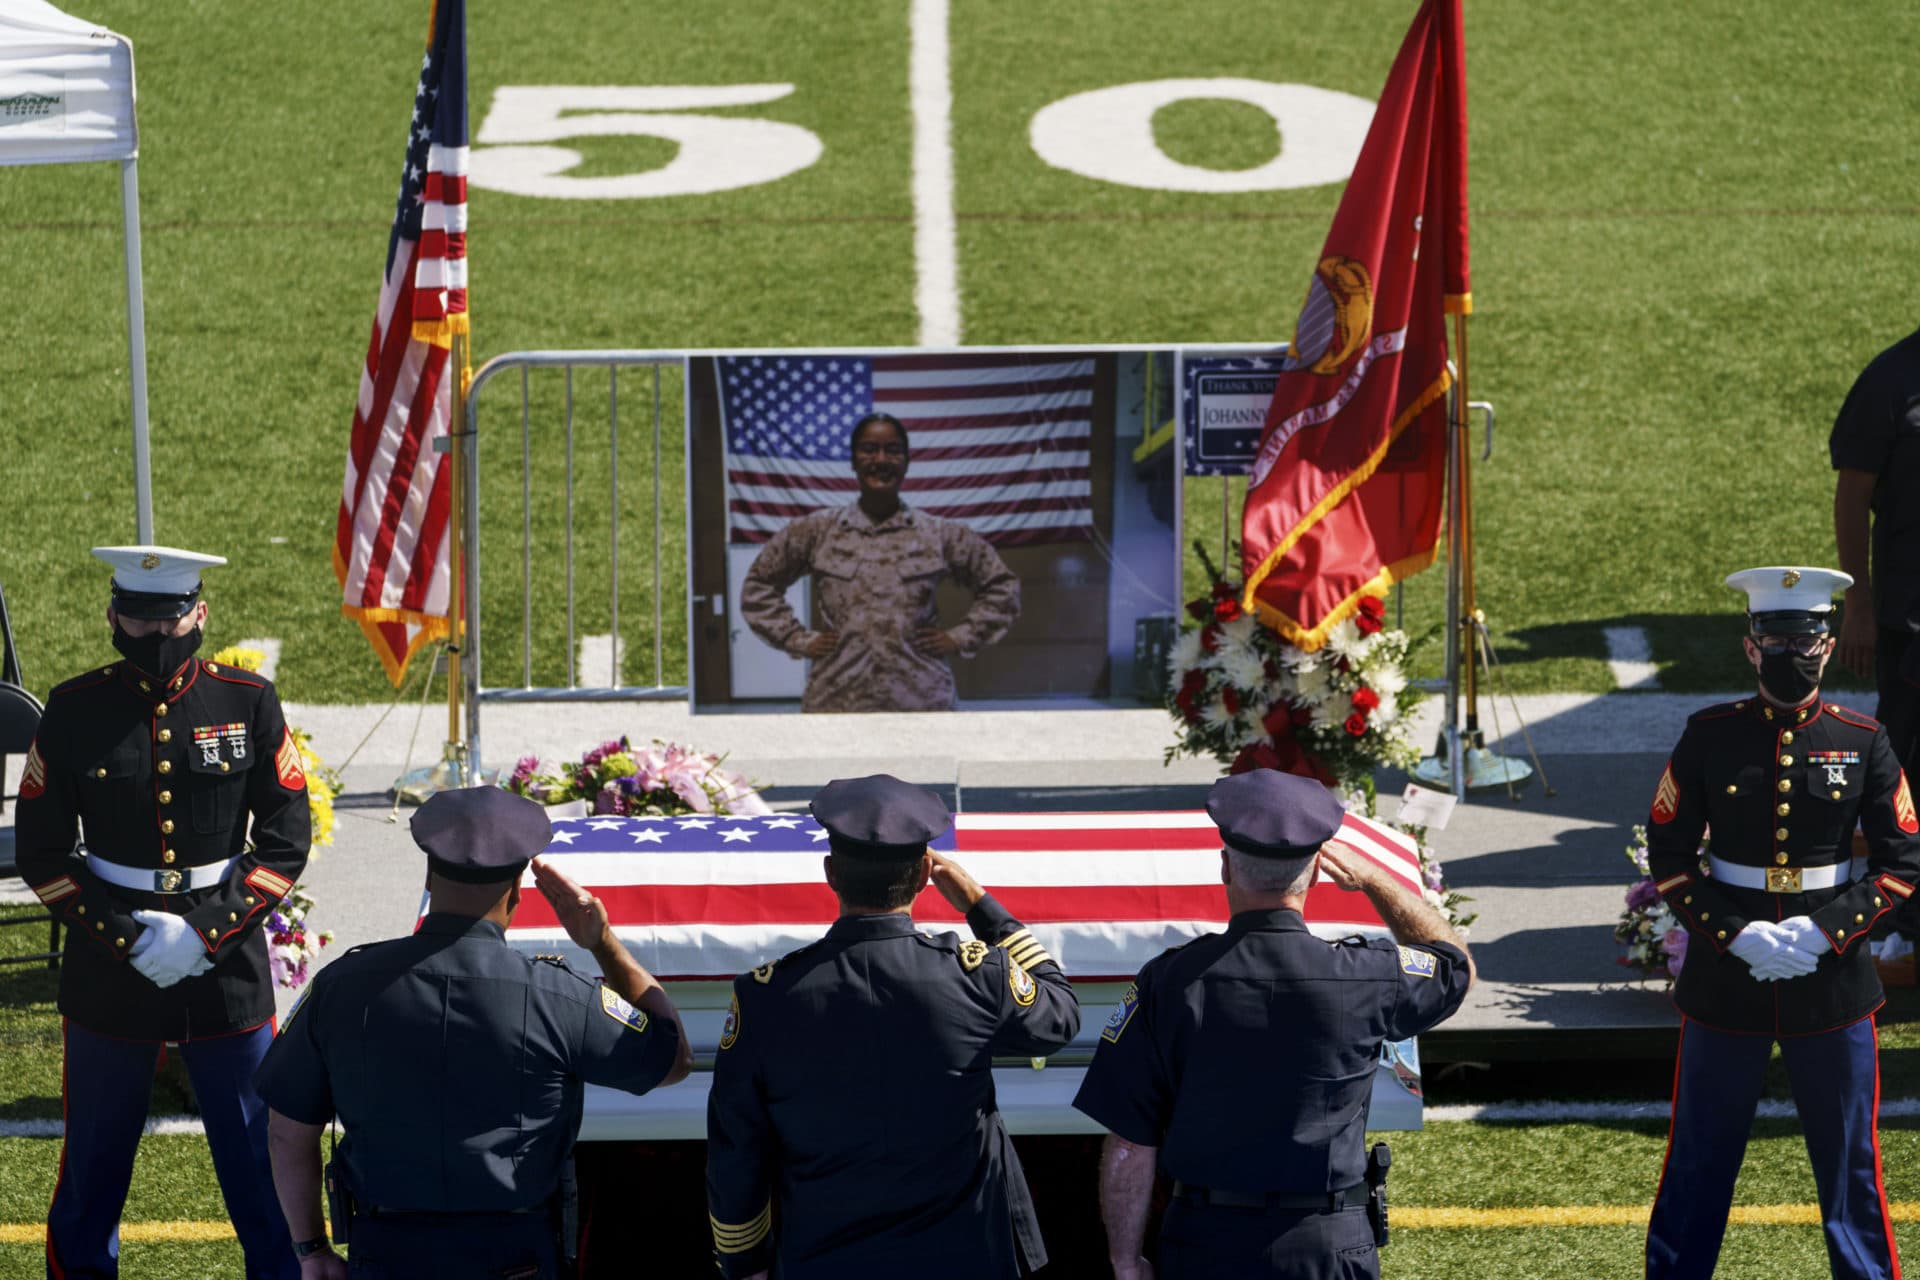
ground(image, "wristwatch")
xmin=292 ymin=1235 xmax=330 ymax=1259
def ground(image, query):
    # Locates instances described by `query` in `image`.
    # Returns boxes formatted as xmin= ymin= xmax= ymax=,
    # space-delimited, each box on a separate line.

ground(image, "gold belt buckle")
xmin=156 ymin=868 xmax=183 ymax=893
xmin=1766 ymin=866 xmax=1803 ymax=894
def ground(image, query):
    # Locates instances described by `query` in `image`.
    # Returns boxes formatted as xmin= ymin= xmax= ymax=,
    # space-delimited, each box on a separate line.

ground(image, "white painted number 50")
xmin=1030 ymin=78 xmax=1374 ymax=193
xmin=468 ymin=85 xmax=824 ymax=200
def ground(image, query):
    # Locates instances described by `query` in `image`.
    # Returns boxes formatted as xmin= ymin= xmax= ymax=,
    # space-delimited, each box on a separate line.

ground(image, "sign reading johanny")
xmin=1183 ymin=353 xmax=1285 ymax=475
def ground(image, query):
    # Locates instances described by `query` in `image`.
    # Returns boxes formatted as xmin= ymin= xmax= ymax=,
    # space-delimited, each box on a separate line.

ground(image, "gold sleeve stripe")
xmin=711 ymin=1202 xmax=772 ymax=1252
xmin=1881 ymin=876 xmax=1914 ymax=900
xmin=246 ymin=867 xmax=294 ymax=898
xmin=33 ymin=877 xmax=79 ymax=904
xmin=1005 ymin=940 xmax=1052 ymax=969
xmin=1654 ymin=874 xmax=1691 ymax=894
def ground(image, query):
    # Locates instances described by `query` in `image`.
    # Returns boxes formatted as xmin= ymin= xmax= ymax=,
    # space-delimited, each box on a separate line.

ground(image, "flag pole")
xmin=446 ymin=327 xmax=468 ymax=776
xmin=1453 ymin=309 xmax=1478 ymax=745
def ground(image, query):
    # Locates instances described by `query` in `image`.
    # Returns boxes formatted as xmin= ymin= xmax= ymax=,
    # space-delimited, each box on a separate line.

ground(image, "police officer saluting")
xmin=1645 ymin=567 xmax=1919 ymax=1280
xmin=1073 ymin=770 xmax=1473 ymax=1280
xmin=705 ymin=774 xmax=1080 ymax=1278
xmin=253 ymin=787 xmax=692 ymax=1278
xmin=16 ymin=546 xmax=311 ymax=1278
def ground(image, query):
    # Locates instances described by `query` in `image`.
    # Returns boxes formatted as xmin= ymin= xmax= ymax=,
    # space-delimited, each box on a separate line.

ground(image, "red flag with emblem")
xmin=1239 ymin=0 xmax=1468 ymax=649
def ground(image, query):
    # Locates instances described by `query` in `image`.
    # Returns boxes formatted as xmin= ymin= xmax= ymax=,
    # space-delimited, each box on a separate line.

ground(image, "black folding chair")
xmin=0 ymin=582 xmax=60 ymax=969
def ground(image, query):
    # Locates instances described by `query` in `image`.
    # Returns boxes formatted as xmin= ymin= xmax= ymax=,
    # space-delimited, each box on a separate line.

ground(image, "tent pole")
xmin=120 ymin=157 xmax=154 ymax=543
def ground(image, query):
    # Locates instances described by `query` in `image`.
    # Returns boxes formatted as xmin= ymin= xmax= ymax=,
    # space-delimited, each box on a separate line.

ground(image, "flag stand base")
xmin=1411 ymin=732 xmax=1534 ymax=795
xmin=391 ymin=741 xmax=496 ymax=806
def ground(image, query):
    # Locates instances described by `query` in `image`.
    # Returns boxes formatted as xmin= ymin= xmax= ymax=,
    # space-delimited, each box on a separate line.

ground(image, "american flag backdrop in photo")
xmin=720 ymin=353 xmax=1098 ymax=547
xmin=332 ymin=0 xmax=469 ymax=686
xmin=507 ymin=809 xmax=1425 ymax=980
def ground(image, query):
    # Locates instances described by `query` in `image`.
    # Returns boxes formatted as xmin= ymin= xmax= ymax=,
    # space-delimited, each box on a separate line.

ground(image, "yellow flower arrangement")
xmin=210 ymin=646 xmax=339 ymax=850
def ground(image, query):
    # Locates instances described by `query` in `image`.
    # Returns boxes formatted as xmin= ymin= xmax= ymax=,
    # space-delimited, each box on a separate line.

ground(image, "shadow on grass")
xmin=1493 ymin=614 xmax=1877 ymax=698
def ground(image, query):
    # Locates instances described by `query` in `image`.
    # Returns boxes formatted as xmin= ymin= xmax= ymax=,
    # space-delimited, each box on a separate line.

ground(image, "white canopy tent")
xmin=0 ymin=0 xmax=151 ymax=539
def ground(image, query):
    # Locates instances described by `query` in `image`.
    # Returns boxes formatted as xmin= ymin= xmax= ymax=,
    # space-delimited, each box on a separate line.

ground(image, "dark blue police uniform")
xmin=1646 ymin=568 xmax=1920 ymax=1280
xmin=17 ymin=547 xmax=309 ymax=1280
xmin=253 ymin=788 xmax=683 ymax=1278
xmin=704 ymin=775 xmax=1082 ymax=1279
xmin=1073 ymin=770 xmax=1470 ymax=1280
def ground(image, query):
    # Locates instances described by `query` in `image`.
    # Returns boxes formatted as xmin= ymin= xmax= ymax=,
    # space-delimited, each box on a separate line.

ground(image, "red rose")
xmin=1181 ymin=670 xmax=1206 ymax=695
xmin=1290 ymin=704 xmax=1313 ymax=727
xmin=1222 ymin=687 xmax=1241 ymax=715
xmin=1351 ymin=687 xmax=1380 ymax=712
xmin=1355 ymin=611 xmax=1383 ymax=636
xmin=1230 ymin=743 xmax=1284 ymax=775
xmin=1199 ymin=625 xmax=1222 ymax=654
xmin=1213 ymin=597 xmax=1243 ymax=623
xmin=1358 ymin=595 xmax=1386 ymax=620
xmin=1344 ymin=713 xmax=1368 ymax=737
xmin=1185 ymin=594 xmax=1215 ymax=622
xmin=1263 ymin=703 xmax=1295 ymax=739
xmin=1212 ymin=581 xmax=1236 ymax=601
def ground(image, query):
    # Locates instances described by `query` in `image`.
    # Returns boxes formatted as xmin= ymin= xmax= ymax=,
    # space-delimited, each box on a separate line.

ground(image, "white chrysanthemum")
xmin=1167 ymin=628 xmax=1204 ymax=680
xmin=1216 ymin=642 xmax=1270 ymax=693
xmin=1323 ymin=618 xmax=1366 ymax=663
xmin=1279 ymin=643 xmax=1316 ymax=672
xmin=1200 ymin=695 xmax=1240 ymax=731
xmin=1309 ymin=698 xmax=1343 ymax=731
xmin=1369 ymin=666 xmax=1408 ymax=699
xmin=1370 ymin=697 xmax=1399 ymax=728
xmin=1294 ymin=661 xmax=1333 ymax=704
xmin=1218 ymin=614 xmax=1260 ymax=651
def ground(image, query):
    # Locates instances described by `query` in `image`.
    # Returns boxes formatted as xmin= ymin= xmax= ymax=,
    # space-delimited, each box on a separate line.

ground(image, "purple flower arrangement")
xmin=507 ymin=736 xmax=771 ymax=818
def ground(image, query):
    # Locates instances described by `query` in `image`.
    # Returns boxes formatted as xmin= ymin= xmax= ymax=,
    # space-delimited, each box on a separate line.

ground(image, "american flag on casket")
xmin=509 ymin=808 xmax=1426 ymax=981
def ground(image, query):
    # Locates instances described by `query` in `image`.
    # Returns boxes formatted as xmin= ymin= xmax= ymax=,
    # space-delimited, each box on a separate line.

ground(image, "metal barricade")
xmin=460 ymin=351 xmax=687 ymax=770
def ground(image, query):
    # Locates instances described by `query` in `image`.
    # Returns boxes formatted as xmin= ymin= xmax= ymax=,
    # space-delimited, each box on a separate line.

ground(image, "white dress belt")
xmin=87 ymin=853 xmax=238 ymax=893
xmin=1708 ymin=854 xmax=1867 ymax=893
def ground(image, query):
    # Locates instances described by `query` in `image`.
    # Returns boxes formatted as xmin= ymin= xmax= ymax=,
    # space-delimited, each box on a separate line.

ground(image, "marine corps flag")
xmin=333 ymin=0 xmax=470 ymax=684
xmin=1240 ymin=0 xmax=1468 ymax=649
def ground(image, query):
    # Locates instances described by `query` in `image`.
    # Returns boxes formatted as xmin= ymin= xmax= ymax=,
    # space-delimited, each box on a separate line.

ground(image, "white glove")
xmin=1726 ymin=921 xmax=1800 ymax=981
xmin=129 ymin=910 xmax=213 ymax=988
xmin=1776 ymin=915 xmax=1833 ymax=958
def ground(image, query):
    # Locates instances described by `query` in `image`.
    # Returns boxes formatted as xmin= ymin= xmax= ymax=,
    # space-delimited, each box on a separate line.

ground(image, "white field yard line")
xmin=909 ymin=0 xmax=960 ymax=346
xmin=10 ymin=1097 xmax=1920 ymax=1139
xmin=1604 ymin=625 xmax=1660 ymax=690
xmin=579 ymin=633 xmax=624 ymax=687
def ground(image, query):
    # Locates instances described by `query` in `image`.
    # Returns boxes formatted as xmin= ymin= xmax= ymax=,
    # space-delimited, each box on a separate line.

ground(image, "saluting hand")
xmin=531 ymin=857 xmax=614 ymax=953
xmin=1316 ymin=841 xmax=1384 ymax=895
xmin=928 ymin=852 xmax=986 ymax=912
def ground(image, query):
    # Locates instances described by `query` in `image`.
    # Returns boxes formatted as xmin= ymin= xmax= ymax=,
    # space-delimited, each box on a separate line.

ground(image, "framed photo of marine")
xmin=685 ymin=347 xmax=1184 ymax=712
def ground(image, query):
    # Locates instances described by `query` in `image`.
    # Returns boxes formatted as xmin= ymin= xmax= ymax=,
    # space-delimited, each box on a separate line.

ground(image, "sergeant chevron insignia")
xmin=19 ymin=741 xmax=45 ymax=800
xmin=1897 ymin=773 xmax=1918 ymax=835
xmin=1651 ymin=762 xmax=1679 ymax=825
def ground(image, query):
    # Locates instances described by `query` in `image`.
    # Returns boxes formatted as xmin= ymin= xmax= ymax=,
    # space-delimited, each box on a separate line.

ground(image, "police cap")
xmin=411 ymin=786 xmax=552 ymax=884
xmin=1206 ymin=768 xmax=1344 ymax=862
xmin=810 ymin=774 xmax=950 ymax=861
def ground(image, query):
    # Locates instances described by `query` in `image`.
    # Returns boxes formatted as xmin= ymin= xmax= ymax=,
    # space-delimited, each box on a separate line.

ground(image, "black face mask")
xmin=1758 ymin=648 xmax=1823 ymax=705
xmin=112 ymin=623 xmax=203 ymax=679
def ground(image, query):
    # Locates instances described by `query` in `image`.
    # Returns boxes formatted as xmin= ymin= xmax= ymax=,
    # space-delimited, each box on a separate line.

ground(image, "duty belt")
xmin=1708 ymin=854 xmax=1865 ymax=894
xmin=87 ymin=853 xmax=236 ymax=894
xmin=1172 ymin=1182 xmax=1367 ymax=1212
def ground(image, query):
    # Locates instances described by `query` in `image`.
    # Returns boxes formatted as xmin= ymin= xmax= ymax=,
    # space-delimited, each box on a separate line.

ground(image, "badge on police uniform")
xmin=719 ymin=993 xmax=740 ymax=1050
xmin=1008 ymin=959 xmax=1036 ymax=1007
xmin=1398 ymin=946 xmax=1436 ymax=979
xmin=599 ymin=984 xmax=649 ymax=1032
xmin=1101 ymin=982 xmax=1140 ymax=1044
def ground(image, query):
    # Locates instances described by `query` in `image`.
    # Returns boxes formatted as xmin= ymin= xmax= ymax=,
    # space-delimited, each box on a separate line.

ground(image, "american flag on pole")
xmin=509 ymin=808 xmax=1424 ymax=980
xmin=721 ymin=353 xmax=1097 ymax=548
xmin=332 ymin=0 xmax=469 ymax=685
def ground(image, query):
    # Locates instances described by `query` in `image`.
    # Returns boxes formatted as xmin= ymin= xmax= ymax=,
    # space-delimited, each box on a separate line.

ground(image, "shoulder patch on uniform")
xmin=751 ymin=961 xmax=776 ymax=984
xmin=599 ymin=983 xmax=648 ymax=1033
xmin=274 ymin=727 xmax=306 ymax=791
xmin=1896 ymin=772 xmax=1918 ymax=835
xmin=1008 ymin=957 xmax=1036 ymax=1006
xmin=18 ymin=740 xmax=46 ymax=801
xmin=958 ymin=939 xmax=988 ymax=972
xmin=1398 ymin=945 xmax=1437 ymax=979
xmin=1100 ymin=982 xmax=1140 ymax=1043
xmin=719 ymin=993 xmax=741 ymax=1050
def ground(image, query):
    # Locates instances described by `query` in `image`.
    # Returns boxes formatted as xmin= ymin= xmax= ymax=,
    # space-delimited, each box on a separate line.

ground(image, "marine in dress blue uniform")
xmin=253 ymin=787 xmax=688 ymax=1279
xmin=1072 ymin=770 xmax=1472 ymax=1280
xmin=1645 ymin=567 xmax=1920 ymax=1280
xmin=16 ymin=547 xmax=310 ymax=1280
xmin=704 ymin=775 xmax=1081 ymax=1279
